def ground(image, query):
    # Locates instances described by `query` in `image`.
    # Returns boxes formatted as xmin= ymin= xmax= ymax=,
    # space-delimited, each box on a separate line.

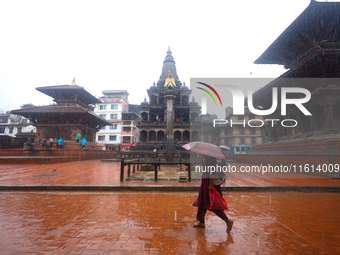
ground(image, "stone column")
xmin=325 ymin=105 xmax=335 ymax=129
xmin=165 ymin=89 xmax=175 ymax=162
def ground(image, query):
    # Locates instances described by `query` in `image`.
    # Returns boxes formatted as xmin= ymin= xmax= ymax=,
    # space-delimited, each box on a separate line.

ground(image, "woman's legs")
xmin=196 ymin=207 xmax=207 ymax=224
xmin=211 ymin=209 xmax=228 ymax=221
xmin=197 ymin=208 xmax=228 ymax=223
xmin=195 ymin=207 xmax=233 ymax=232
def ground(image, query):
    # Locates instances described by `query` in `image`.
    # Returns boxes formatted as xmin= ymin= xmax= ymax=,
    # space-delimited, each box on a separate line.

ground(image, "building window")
xmin=123 ymin=121 xmax=131 ymax=125
xmin=123 ymin=127 xmax=131 ymax=132
xmin=0 ymin=117 xmax=8 ymax=123
xmin=122 ymin=136 xmax=131 ymax=142
xmin=100 ymin=105 xmax=107 ymax=110
xmin=251 ymin=137 xmax=256 ymax=144
xmin=240 ymin=138 xmax=245 ymax=144
xmin=0 ymin=127 xmax=5 ymax=133
xmin=111 ymin=104 xmax=118 ymax=110
xmin=21 ymin=119 xmax=28 ymax=124
xmin=9 ymin=127 xmax=13 ymax=133
xmin=110 ymin=114 xmax=118 ymax=119
xmin=201 ymin=115 xmax=210 ymax=121
xmin=110 ymin=124 xmax=117 ymax=130
xmin=250 ymin=128 xmax=256 ymax=134
xmin=17 ymin=127 xmax=22 ymax=133
xmin=238 ymin=115 xmax=244 ymax=120
xmin=239 ymin=126 xmax=245 ymax=134
xmin=99 ymin=114 xmax=106 ymax=119
xmin=101 ymin=126 xmax=106 ymax=130
xmin=98 ymin=136 xmax=105 ymax=141
xmin=109 ymin=135 xmax=117 ymax=141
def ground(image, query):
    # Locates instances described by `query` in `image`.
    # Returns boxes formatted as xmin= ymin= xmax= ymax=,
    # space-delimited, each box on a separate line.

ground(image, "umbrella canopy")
xmin=182 ymin=142 xmax=228 ymax=159
xmin=219 ymin=145 xmax=231 ymax=151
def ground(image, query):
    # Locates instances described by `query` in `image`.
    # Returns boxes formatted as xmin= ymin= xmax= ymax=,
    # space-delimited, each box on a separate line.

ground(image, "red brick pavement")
xmin=0 ymin=191 xmax=339 ymax=254
xmin=0 ymin=160 xmax=339 ymax=254
xmin=0 ymin=160 xmax=339 ymax=187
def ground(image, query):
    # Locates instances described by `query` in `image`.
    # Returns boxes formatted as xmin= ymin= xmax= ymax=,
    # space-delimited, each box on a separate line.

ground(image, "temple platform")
xmin=234 ymin=135 xmax=340 ymax=178
xmin=0 ymin=141 xmax=116 ymax=164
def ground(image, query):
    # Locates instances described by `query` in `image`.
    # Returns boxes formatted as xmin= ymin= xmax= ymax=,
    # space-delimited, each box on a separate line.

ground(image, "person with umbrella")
xmin=182 ymin=142 xmax=233 ymax=233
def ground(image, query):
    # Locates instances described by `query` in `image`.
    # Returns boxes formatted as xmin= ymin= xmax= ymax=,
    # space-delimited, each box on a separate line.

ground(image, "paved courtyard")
xmin=0 ymin=160 xmax=339 ymax=254
xmin=0 ymin=160 xmax=340 ymax=187
xmin=0 ymin=191 xmax=339 ymax=254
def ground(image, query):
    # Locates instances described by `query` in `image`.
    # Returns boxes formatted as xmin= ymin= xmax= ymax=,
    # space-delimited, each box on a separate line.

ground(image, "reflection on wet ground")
xmin=0 ymin=160 xmax=339 ymax=254
xmin=0 ymin=192 xmax=339 ymax=254
xmin=0 ymin=160 xmax=340 ymax=186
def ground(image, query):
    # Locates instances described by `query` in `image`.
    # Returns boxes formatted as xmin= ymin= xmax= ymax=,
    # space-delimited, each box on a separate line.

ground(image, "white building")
xmin=0 ymin=107 xmax=36 ymax=138
xmin=94 ymin=91 xmax=129 ymax=150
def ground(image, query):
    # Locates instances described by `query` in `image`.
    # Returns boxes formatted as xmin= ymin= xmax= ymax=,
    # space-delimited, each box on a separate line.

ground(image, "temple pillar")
xmin=309 ymin=117 xmax=313 ymax=132
xmin=325 ymin=104 xmax=335 ymax=129
xmin=165 ymin=89 xmax=175 ymax=162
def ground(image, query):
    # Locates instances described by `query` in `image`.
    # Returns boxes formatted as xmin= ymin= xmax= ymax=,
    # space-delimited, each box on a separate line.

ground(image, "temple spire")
xmin=158 ymin=47 xmax=182 ymax=87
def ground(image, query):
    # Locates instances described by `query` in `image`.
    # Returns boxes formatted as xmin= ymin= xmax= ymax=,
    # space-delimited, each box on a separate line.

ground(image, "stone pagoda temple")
xmin=137 ymin=47 xmax=201 ymax=160
xmin=252 ymin=0 xmax=340 ymax=141
xmin=236 ymin=0 xmax=340 ymax=169
xmin=11 ymin=79 xmax=111 ymax=143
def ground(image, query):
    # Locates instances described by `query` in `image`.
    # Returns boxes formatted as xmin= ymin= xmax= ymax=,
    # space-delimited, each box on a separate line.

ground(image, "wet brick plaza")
xmin=0 ymin=160 xmax=339 ymax=254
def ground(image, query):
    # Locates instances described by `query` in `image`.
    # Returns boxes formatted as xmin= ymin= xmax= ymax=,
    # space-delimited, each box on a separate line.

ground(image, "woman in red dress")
xmin=193 ymin=156 xmax=233 ymax=233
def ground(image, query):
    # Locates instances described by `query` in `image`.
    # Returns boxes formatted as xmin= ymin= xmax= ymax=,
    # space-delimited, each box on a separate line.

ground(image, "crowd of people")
xmin=30 ymin=133 xmax=87 ymax=149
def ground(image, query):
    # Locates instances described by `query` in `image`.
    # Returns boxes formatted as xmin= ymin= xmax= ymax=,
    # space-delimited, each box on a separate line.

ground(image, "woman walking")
xmin=193 ymin=156 xmax=233 ymax=233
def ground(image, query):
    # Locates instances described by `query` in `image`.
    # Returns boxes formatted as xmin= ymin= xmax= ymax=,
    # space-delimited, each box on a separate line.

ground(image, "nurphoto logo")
xmin=194 ymin=79 xmax=312 ymax=129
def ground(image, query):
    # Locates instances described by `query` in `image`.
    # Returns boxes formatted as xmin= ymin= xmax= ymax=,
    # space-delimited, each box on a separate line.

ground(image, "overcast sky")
xmin=0 ymin=0 xmax=315 ymax=113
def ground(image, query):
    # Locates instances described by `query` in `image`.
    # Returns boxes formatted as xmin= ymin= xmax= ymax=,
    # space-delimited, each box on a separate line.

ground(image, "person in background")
xmin=265 ymin=130 xmax=269 ymax=143
xmin=58 ymin=137 xmax=63 ymax=149
xmin=49 ymin=137 xmax=54 ymax=148
xmin=76 ymin=133 xmax=81 ymax=143
xmin=81 ymin=137 xmax=86 ymax=149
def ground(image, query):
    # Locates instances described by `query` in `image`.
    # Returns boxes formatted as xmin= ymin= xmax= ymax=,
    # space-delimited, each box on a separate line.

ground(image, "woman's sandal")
xmin=226 ymin=220 xmax=234 ymax=233
xmin=193 ymin=222 xmax=205 ymax=228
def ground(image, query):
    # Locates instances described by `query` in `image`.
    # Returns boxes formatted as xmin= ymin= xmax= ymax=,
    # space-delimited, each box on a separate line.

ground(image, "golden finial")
xmin=71 ymin=77 xmax=76 ymax=86
xmin=164 ymin=70 xmax=175 ymax=87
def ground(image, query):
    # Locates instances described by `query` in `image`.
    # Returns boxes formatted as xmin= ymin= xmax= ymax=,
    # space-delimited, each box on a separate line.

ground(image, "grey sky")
xmin=0 ymin=0 xmax=312 ymax=112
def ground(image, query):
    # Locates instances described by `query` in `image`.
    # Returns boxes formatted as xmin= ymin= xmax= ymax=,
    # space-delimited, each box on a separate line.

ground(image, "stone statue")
xmin=175 ymin=139 xmax=181 ymax=153
xmin=41 ymin=138 xmax=47 ymax=149
xmin=25 ymin=138 xmax=32 ymax=150
xmin=158 ymin=139 xmax=165 ymax=153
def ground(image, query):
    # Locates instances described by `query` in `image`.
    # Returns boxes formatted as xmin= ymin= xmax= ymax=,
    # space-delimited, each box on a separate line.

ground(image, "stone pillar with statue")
xmin=165 ymin=88 xmax=176 ymax=162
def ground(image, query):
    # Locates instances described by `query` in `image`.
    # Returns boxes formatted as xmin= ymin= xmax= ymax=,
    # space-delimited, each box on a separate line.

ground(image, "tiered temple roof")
xmin=255 ymin=0 xmax=340 ymax=72
xmin=251 ymin=0 xmax=340 ymax=142
xmin=11 ymin=83 xmax=110 ymax=142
